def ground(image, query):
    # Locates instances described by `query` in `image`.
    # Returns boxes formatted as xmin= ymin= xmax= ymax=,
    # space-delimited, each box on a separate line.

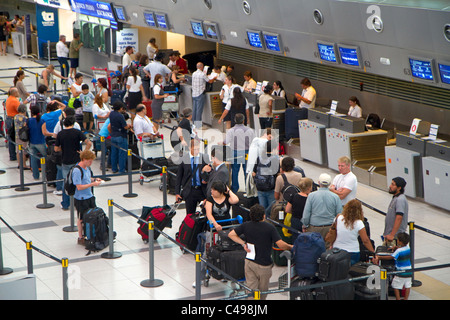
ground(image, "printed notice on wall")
xmin=116 ymin=28 xmax=139 ymax=55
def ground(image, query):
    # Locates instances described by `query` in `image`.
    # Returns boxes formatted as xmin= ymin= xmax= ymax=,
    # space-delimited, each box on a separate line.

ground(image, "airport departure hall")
xmin=0 ymin=0 xmax=449 ymax=306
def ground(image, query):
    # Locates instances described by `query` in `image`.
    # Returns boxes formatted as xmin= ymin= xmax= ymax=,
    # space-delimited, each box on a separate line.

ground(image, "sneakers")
xmin=60 ymin=204 xmax=69 ymax=211
xmin=53 ymin=190 xmax=63 ymax=195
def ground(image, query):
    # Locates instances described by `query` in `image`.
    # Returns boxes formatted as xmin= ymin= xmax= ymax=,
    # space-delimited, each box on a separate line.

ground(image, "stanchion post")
xmin=100 ymin=136 xmax=110 ymax=181
xmin=15 ymin=145 xmax=30 ymax=192
xmin=62 ymin=258 xmax=69 ymax=300
xmin=35 ymin=72 xmax=39 ymax=92
xmin=63 ymin=196 xmax=78 ymax=232
xmin=26 ymin=241 xmax=33 ymax=274
xmin=140 ymin=221 xmax=164 ymax=288
xmin=0 ymin=225 xmax=13 ymax=275
xmin=162 ymin=166 xmax=167 ymax=206
xmin=123 ymin=149 xmax=138 ymax=198
xmin=195 ymin=252 xmax=202 ymax=300
xmin=409 ymin=221 xmax=422 ymax=287
xmin=36 ymin=157 xmax=55 ymax=209
xmin=101 ymin=199 xmax=122 ymax=259
xmin=380 ymin=268 xmax=387 ymax=300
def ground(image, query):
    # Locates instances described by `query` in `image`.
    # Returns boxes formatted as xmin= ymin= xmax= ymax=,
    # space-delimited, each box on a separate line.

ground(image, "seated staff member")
xmin=295 ymin=77 xmax=316 ymax=109
xmin=347 ymin=96 xmax=362 ymax=118
xmin=133 ymin=104 xmax=159 ymax=141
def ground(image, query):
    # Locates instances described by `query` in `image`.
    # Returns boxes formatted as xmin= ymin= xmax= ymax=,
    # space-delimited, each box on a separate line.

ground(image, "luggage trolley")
xmin=202 ymin=216 xmax=247 ymax=298
xmin=138 ymin=135 xmax=167 ymax=184
xmin=161 ymin=87 xmax=179 ymax=123
xmin=277 ymin=251 xmax=297 ymax=297
xmin=91 ymin=67 xmax=112 ymax=91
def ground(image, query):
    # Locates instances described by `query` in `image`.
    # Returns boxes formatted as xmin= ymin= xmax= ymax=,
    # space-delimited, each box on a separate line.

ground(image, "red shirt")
xmin=176 ymin=58 xmax=188 ymax=74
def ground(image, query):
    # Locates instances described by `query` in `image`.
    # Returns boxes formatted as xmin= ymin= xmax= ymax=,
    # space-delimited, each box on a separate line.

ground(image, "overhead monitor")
xmin=409 ymin=57 xmax=435 ymax=82
xmin=70 ymin=0 xmax=116 ymax=22
xmin=113 ymin=5 xmax=127 ymax=22
xmin=317 ymin=41 xmax=338 ymax=64
xmin=246 ymin=29 xmax=264 ymax=49
xmin=203 ymin=21 xmax=220 ymax=41
xmin=338 ymin=44 xmax=361 ymax=67
xmin=155 ymin=12 xmax=169 ymax=30
xmin=143 ymin=12 xmax=157 ymax=28
xmin=438 ymin=62 xmax=450 ymax=86
xmin=190 ymin=20 xmax=205 ymax=38
xmin=262 ymin=32 xmax=282 ymax=53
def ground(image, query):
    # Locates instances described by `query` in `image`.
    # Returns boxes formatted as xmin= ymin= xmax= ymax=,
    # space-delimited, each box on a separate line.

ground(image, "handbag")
xmin=18 ymin=125 xmax=29 ymax=142
xmin=325 ymin=216 xmax=339 ymax=244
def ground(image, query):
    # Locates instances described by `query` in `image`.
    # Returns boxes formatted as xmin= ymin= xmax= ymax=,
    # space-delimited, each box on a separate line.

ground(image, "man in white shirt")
xmin=122 ymin=46 xmax=134 ymax=70
xmin=56 ymin=35 xmax=69 ymax=82
xmin=295 ymin=78 xmax=316 ymax=109
xmin=133 ymin=105 xmax=158 ymax=141
xmin=330 ymin=156 xmax=357 ymax=205
xmin=191 ymin=62 xmax=216 ymax=128
xmin=143 ymin=52 xmax=172 ymax=96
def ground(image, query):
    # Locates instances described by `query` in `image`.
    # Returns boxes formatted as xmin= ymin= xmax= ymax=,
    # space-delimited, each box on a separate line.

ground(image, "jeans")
xmin=192 ymin=93 xmax=205 ymax=128
xmin=257 ymin=190 xmax=275 ymax=212
xmin=58 ymin=57 xmax=69 ymax=79
xmin=29 ymin=143 xmax=47 ymax=180
xmin=259 ymin=117 xmax=273 ymax=129
xmin=56 ymin=165 xmax=63 ymax=191
xmin=6 ymin=117 xmax=16 ymax=160
xmin=61 ymin=163 xmax=76 ymax=209
xmin=231 ymin=149 xmax=248 ymax=193
xmin=111 ymin=136 xmax=128 ymax=173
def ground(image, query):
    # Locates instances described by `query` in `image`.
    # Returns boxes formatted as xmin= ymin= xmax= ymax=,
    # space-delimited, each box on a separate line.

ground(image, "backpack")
xmin=65 ymin=165 xmax=93 ymax=196
xmin=292 ymin=232 xmax=326 ymax=278
xmin=280 ymin=173 xmax=301 ymax=203
xmin=83 ymin=207 xmax=111 ymax=255
xmin=254 ymin=158 xmax=276 ymax=192
xmin=35 ymin=94 xmax=47 ymax=112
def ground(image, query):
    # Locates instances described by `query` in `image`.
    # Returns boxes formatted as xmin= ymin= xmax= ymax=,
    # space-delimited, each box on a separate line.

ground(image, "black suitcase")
xmin=141 ymin=157 xmax=169 ymax=177
xmin=315 ymin=278 xmax=355 ymax=300
xmin=317 ymin=248 xmax=352 ymax=282
xmin=349 ymin=262 xmax=382 ymax=300
xmin=290 ymin=277 xmax=319 ymax=300
xmin=206 ymin=245 xmax=246 ymax=281
xmin=111 ymin=89 xmax=126 ymax=105
xmin=284 ymin=107 xmax=308 ymax=139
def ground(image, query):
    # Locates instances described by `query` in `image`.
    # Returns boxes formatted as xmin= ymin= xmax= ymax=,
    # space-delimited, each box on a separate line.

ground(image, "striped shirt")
xmin=392 ymin=245 xmax=412 ymax=277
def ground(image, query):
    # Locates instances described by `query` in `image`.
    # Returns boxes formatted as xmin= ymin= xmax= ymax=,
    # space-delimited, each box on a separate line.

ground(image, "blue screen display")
xmin=263 ymin=34 xmax=281 ymax=52
xmin=191 ymin=21 xmax=204 ymax=37
xmin=247 ymin=31 xmax=263 ymax=48
xmin=205 ymin=24 xmax=219 ymax=40
xmin=115 ymin=7 xmax=126 ymax=21
xmin=155 ymin=13 xmax=168 ymax=29
xmin=317 ymin=43 xmax=337 ymax=63
xmin=71 ymin=0 xmax=116 ymax=22
xmin=318 ymin=43 xmax=337 ymax=62
xmin=438 ymin=63 xmax=450 ymax=85
xmin=144 ymin=13 xmax=156 ymax=27
xmin=409 ymin=58 xmax=434 ymax=81
xmin=339 ymin=46 xmax=360 ymax=66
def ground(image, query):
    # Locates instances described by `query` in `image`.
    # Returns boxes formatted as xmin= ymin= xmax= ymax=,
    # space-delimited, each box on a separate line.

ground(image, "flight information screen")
xmin=339 ymin=46 xmax=360 ymax=66
xmin=155 ymin=13 xmax=168 ymax=29
xmin=409 ymin=58 xmax=434 ymax=81
xmin=205 ymin=23 xmax=219 ymax=40
xmin=191 ymin=21 xmax=204 ymax=37
xmin=438 ymin=63 xmax=450 ymax=84
xmin=144 ymin=12 xmax=156 ymax=27
xmin=247 ymin=30 xmax=263 ymax=49
xmin=263 ymin=33 xmax=281 ymax=52
xmin=317 ymin=43 xmax=337 ymax=63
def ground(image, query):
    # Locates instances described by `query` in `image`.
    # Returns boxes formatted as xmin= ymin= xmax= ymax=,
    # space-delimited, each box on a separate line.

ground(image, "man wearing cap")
xmin=301 ymin=173 xmax=342 ymax=245
xmin=384 ymin=177 xmax=409 ymax=245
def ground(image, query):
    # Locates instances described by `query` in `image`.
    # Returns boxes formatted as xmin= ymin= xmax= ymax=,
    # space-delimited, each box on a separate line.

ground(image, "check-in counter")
xmin=299 ymin=120 xmax=328 ymax=166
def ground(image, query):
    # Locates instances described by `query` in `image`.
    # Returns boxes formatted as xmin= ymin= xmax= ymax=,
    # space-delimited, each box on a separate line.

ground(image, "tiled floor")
xmin=0 ymin=53 xmax=449 ymax=301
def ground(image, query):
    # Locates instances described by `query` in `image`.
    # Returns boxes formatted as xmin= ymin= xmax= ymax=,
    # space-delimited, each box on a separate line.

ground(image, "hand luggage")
xmin=284 ymin=107 xmax=308 ymax=139
xmin=269 ymin=201 xmax=287 ymax=226
xmin=349 ymin=261 xmax=382 ymax=300
xmin=290 ymin=277 xmax=319 ymax=300
xmin=138 ymin=204 xmax=177 ymax=242
xmin=84 ymin=207 xmax=115 ymax=256
xmin=143 ymin=100 xmax=152 ymax=119
xmin=292 ymin=232 xmax=326 ymax=278
xmin=176 ymin=211 xmax=207 ymax=251
xmin=206 ymin=245 xmax=246 ymax=281
xmin=111 ymin=89 xmax=126 ymax=105
xmin=315 ymin=278 xmax=355 ymax=300
xmin=141 ymin=157 xmax=169 ymax=177
xmin=317 ymin=248 xmax=351 ymax=282
xmin=272 ymin=226 xmax=293 ymax=266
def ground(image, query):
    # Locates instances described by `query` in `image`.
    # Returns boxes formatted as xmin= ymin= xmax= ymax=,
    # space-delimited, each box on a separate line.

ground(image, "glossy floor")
xmin=0 ymin=53 xmax=449 ymax=301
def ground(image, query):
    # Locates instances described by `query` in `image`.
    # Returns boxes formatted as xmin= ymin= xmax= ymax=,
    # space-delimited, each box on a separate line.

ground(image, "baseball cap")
xmin=318 ymin=173 xmax=332 ymax=186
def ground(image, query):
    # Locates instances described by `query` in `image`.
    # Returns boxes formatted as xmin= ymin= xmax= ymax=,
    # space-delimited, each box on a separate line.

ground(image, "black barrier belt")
xmin=358 ymin=199 xmax=450 ymax=241
xmin=0 ymin=216 xmax=62 ymax=264
xmin=111 ymin=200 xmax=253 ymax=295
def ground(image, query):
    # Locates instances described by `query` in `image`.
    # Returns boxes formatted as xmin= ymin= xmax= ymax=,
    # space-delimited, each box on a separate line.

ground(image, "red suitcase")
xmin=143 ymin=100 xmax=152 ymax=119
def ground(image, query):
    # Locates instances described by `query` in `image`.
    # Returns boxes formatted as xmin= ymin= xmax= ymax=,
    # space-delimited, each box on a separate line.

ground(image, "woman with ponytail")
xmin=28 ymin=105 xmax=47 ymax=180
xmin=14 ymin=70 xmax=30 ymax=102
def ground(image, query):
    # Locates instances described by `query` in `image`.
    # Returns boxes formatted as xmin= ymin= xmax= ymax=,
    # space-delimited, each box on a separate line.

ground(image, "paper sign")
xmin=409 ymin=118 xmax=421 ymax=135
xmin=246 ymin=243 xmax=256 ymax=260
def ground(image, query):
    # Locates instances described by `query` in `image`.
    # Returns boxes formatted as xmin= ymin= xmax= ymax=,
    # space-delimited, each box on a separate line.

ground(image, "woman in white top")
xmin=96 ymin=78 xmax=110 ymax=104
xmin=272 ymin=80 xmax=286 ymax=99
xmin=242 ymin=71 xmax=256 ymax=93
xmin=331 ymin=199 xmax=375 ymax=265
xmin=146 ymin=38 xmax=158 ymax=60
xmin=126 ymin=66 xmax=148 ymax=121
xmin=92 ymin=94 xmax=110 ymax=121
xmin=348 ymin=96 xmax=362 ymax=118
xmin=133 ymin=104 xmax=159 ymax=141
xmin=219 ymin=75 xmax=237 ymax=129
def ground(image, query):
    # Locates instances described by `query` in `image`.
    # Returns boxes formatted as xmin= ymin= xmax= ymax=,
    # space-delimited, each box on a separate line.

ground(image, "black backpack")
xmin=65 ymin=165 xmax=93 ymax=196
xmin=280 ymin=173 xmax=301 ymax=203
xmin=83 ymin=207 xmax=111 ymax=255
xmin=254 ymin=158 xmax=276 ymax=192
xmin=35 ymin=94 xmax=47 ymax=112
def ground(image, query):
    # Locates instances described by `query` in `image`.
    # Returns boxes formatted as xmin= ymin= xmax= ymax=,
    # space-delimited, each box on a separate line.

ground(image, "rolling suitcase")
xmin=111 ymin=89 xmax=126 ymax=105
xmin=317 ymin=248 xmax=352 ymax=282
xmin=290 ymin=277 xmax=319 ymax=300
xmin=138 ymin=204 xmax=177 ymax=242
xmin=349 ymin=262 xmax=382 ymax=300
xmin=206 ymin=246 xmax=246 ymax=281
xmin=284 ymin=107 xmax=308 ymax=139
xmin=176 ymin=211 xmax=207 ymax=251
xmin=315 ymin=277 xmax=355 ymax=300
xmin=143 ymin=100 xmax=152 ymax=119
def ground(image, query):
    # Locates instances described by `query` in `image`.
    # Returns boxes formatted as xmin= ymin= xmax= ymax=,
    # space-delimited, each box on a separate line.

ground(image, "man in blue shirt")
xmin=72 ymin=149 xmax=103 ymax=245
xmin=301 ymin=173 xmax=342 ymax=246
xmin=109 ymin=101 xmax=131 ymax=173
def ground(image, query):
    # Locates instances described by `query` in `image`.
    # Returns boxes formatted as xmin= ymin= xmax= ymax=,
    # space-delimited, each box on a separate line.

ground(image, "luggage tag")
xmin=279 ymin=210 xmax=284 ymax=220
